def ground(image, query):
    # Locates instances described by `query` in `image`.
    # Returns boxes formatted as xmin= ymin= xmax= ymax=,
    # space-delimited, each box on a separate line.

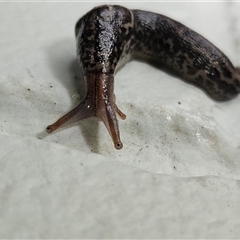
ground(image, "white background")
xmin=0 ymin=1 xmax=240 ymax=238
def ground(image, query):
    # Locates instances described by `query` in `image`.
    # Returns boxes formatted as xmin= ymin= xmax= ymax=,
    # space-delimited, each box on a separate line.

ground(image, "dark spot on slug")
xmin=164 ymin=43 xmax=170 ymax=51
xmin=234 ymin=79 xmax=240 ymax=88
xmin=186 ymin=65 xmax=197 ymax=75
xmin=219 ymin=61 xmax=232 ymax=78
xmin=176 ymin=55 xmax=186 ymax=69
xmin=217 ymin=81 xmax=238 ymax=95
xmin=196 ymin=75 xmax=204 ymax=85
xmin=206 ymin=79 xmax=214 ymax=88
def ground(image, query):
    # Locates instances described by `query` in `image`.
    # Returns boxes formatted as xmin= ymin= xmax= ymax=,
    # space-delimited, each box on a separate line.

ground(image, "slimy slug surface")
xmin=46 ymin=5 xmax=240 ymax=150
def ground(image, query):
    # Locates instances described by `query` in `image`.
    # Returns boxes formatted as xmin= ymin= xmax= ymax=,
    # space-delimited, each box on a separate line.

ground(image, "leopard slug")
xmin=46 ymin=5 xmax=240 ymax=150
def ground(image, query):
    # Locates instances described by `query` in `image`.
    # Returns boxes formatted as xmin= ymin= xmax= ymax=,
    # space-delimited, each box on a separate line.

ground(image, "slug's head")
xmin=74 ymin=5 xmax=134 ymax=74
xmin=46 ymin=73 xmax=126 ymax=150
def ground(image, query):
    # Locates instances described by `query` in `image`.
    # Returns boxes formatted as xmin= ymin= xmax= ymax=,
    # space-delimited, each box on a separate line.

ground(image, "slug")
xmin=46 ymin=5 xmax=240 ymax=150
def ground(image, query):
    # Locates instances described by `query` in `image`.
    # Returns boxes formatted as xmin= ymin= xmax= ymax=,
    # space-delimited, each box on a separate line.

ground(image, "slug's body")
xmin=46 ymin=5 xmax=240 ymax=149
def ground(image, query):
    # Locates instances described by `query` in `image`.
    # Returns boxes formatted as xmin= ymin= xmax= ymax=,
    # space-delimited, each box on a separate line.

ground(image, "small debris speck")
xmin=178 ymin=102 xmax=181 ymax=105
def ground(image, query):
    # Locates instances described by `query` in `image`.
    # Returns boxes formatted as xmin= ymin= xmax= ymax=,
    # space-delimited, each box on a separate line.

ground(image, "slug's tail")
xmin=46 ymin=99 xmax=94 ymax=133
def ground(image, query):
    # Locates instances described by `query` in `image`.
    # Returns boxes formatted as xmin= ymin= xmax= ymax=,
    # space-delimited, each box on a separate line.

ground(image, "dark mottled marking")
xmin=187 ymin=65 xmax=197 ymax=75
xmin=196 ymin=75 xmax=204 ymax=85
xmin=234 ymin=79 xmax=240 ymax=88
xmin=206 ymin=79 xmax=214 ymax=88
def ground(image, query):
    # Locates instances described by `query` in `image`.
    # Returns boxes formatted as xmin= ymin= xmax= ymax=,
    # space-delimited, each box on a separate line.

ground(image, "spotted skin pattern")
xmin=132 ymin=10 xmax=240 ymax=100
xmin=46 ymin=5 xmax=240 ymax=150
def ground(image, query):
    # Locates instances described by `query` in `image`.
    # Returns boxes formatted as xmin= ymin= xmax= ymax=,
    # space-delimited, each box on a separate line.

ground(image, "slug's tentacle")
xmin=91 ymin=73 xmax=125 ymax=150
xmin=46 ymin=99 xmax=94 ymax=133
xmin=46 ymin=5 xmax=240 ymax=149
xmin=115 ymin=104 xmax=127 ymax=120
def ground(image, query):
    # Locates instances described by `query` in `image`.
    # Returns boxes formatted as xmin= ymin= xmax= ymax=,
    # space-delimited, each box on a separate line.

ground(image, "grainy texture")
xmin=46 ymin=5 xmax=240 ymax=149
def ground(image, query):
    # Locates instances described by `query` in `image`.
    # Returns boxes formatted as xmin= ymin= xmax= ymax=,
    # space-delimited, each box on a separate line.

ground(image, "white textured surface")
xmin=1 ymin=2 xmax=240 ymax=238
